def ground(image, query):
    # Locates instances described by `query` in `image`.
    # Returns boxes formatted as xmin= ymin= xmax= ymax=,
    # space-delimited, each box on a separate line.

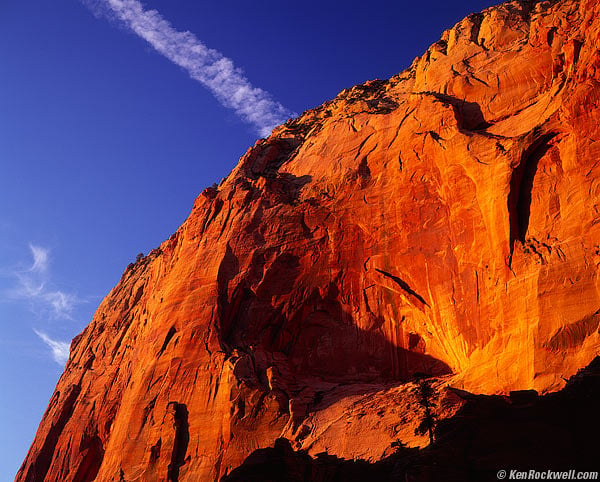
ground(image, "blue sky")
xmin=0 ymin=0 xmax=494 ymax=478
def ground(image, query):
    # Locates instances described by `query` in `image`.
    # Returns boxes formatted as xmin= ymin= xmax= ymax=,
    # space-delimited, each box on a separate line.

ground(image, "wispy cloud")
xmin=29 ymin=244 xmax=49 ymax=273
xmin=1 ymin=245 xmax=80 ymax=366
xmin=34 ymin=329 xmax=70 ymax=365
xmin=9 ymin=245 xmax=81 ymax=319
xmin=84 ymin=0 xmax=296 ymax=137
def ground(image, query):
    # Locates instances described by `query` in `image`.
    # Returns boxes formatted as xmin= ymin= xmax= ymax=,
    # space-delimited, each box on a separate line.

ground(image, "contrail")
xmin=85 ymin=0 xmax=296 ymax=137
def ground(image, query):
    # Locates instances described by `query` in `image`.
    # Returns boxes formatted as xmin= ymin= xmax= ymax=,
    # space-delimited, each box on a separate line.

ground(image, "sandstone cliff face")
xmin=223 ymin=358 xmax=600 ymax=482
xmin=17 ymin=0 xmax=600 ymax=480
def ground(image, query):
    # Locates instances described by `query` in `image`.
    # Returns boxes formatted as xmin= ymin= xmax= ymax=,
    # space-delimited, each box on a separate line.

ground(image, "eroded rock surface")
xmin=223 ymin=358 xmax=600 ymax=482
xmin=17 ymin=0 xmax=600 ymax=480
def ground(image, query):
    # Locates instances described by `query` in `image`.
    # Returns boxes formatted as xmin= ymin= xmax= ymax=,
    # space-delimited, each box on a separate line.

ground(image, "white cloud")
xmin=0 ymin=245 xmax=81 ymax=366
xmin=8 ymin=245 xmax=80 ymax=319
xmin=34 ymin=330 xmax=71 ymax=365
xmin=29 ymin=244 xmax=49 ymax=274
xmin=43 ymin=291 xmax=79 ymax=318
xmin=85 ymin=0 xmax=296 ymax=137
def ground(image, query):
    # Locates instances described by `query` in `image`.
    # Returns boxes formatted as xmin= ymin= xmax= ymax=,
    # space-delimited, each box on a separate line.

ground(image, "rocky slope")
xmin=17 ymin=0 xmax=600 ymax=480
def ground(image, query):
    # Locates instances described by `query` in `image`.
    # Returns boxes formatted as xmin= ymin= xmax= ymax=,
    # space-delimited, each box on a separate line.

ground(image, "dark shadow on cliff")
xmin=222 ymin=357 xmax=600 ymax=482
xmin=430 ymin=92 xmax=492 ymax=131
xmin=217 ymin=251 xmax=452 ymax=415
xmin=221 ymin=437 xmax=420 ymax=482
xmin=508 ymin=131 xmax=558 ymax=261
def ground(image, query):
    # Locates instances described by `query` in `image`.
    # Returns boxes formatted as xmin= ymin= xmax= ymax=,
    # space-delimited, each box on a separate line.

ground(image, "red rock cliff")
xmin=16 ymin=0 xmax=600 ymax=480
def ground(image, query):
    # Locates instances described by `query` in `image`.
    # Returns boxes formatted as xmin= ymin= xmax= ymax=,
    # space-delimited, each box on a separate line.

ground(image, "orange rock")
xmin=16 ymin=0 xmax=600 ymax=480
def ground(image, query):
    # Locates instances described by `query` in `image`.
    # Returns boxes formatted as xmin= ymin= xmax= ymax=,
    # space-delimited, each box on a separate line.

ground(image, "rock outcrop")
xmin=223 ymin=357 xmax=600 ymax=482
xmin=17 ymin=0 xmax=600 ymax=480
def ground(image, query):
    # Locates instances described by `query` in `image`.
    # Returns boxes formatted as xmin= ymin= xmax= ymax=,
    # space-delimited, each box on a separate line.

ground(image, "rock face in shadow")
xmin=16 ymin=0 xmax=600 ymax=480
xmin=223 ymin=358 xmax=600 ymax=481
